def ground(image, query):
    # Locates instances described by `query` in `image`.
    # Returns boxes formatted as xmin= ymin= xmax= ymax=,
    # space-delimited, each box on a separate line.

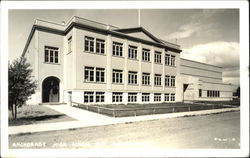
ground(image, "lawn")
xmin=8 ymin=105 xmax=75 ymax=126
xmin=73 ymin=101 xmax=235 ymax=117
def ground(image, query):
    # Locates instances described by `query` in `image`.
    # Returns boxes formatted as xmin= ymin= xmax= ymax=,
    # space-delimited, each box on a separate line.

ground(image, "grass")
xmin=8 ymin=105 xmax=75 ymax=126
xmin=75 ymin=101 xmax=235 ymax=117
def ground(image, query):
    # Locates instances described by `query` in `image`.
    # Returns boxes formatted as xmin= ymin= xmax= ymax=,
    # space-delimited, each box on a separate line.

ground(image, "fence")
xmin=72 ymin=102 xmax=229 ymax=118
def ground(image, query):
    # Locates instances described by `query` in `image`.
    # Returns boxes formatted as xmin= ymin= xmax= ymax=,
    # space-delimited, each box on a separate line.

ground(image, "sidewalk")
xmin=8 ymin=104 xmax=240 ymax=135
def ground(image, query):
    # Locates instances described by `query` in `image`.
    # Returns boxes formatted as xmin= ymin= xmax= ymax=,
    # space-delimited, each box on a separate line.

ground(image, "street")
xmin=9 ymin=111 xmax=240 ymax=149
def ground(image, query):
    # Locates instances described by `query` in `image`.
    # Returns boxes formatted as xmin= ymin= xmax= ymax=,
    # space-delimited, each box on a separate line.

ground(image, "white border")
xmin=1 ymin=1 xmax=249 ymax=157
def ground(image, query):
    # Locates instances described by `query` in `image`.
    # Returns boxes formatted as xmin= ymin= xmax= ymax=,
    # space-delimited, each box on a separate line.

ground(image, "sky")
xmin=8 ymin=9 xmax=240 ymax=86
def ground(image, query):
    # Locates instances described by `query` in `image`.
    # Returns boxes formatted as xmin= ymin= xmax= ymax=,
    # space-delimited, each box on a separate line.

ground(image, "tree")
xmin=8 ymin=57 xmax=37 ymax=119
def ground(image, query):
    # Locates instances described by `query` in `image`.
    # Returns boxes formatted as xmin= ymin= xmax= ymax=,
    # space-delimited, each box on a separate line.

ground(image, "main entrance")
xmin=42 ymin=76 xmax=60 ymax=103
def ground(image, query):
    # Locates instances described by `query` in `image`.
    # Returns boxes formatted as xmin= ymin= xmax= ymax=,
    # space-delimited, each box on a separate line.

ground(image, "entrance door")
xmin=42 ymin=76 xmax=60 ymax=103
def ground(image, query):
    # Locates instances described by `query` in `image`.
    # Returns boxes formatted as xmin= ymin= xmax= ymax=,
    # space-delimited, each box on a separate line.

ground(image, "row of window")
xmin=112 ymin=92 xmax=176 ymax=103
xmin=199 ymin=89 xmax=220 ymax=97
xmin=84 ymin=36 xmax=176 ymax=66
xmin=84 ymin=66 xmax=175 ymax=87
xmin=207 ymin=90 xmax=220 ymax=97
xmin=45 ymin=39 xmax=176 ymax=66
xmin=83 ymin=92 xmax=175 ymax=103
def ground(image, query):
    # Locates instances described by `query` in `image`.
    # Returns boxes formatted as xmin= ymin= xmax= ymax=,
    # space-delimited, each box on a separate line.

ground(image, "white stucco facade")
xmin=23 ymin=16 xmax=233 ymax=105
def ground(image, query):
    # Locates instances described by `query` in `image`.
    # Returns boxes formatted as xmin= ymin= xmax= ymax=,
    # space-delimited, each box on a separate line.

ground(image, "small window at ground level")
xmin=128 ymin=93 xmax=137 ymax=102
xmin=142 ymin=93 xmax=150 ymax=102
xmin=154 ymin=93 xmax=161 ymax=102
xmin=170 ymin=93 xmax=175 ymax=101
xmin=84 ymin=92 xmax=94 ymax=103
xmin=164 ymin=93 xmax=170 ymax=102
xmin=112 ymin=92 xmax=123 ymax=102
xmin=96 ymin=92 xmax=105 ymax=103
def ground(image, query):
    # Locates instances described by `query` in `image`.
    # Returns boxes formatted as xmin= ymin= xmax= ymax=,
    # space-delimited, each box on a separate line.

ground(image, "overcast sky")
xmin=8 ymin=9 xmax=240 ymax=86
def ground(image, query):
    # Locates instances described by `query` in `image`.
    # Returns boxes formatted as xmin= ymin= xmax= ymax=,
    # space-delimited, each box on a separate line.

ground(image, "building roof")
xmin=22 ymin=16 xmax=182 ymax=56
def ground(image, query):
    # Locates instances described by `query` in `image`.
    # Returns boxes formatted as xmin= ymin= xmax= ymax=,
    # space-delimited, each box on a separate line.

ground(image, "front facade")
xmin=22 ymin=16 xmax=233 ymax=105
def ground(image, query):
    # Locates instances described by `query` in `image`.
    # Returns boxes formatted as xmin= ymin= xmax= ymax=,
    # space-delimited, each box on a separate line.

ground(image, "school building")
xmin=22 ymin=16 xmax=233 ymax=105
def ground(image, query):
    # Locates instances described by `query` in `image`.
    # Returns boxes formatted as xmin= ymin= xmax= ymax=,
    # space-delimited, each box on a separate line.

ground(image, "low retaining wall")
xmin=73 ymin=102 xmax=231 ymax=117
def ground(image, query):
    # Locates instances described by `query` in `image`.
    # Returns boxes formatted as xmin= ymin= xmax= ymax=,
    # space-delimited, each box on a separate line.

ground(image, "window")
xmin=165 ymin=93 xmax=170 ymax=102
xmin=128 ymin=45 xmax=137 ymax=59
xmin=84 ymin=92 xmax=94 ymax=103
xmin=84 ymin=36 xmax=94 ymax=52
xmin=154 ymin=74 xmax=162 ymax=86
xmin=96 ymin=68 xmax=105 ymax=83
xmin=84 ymin=67 xmax=94 ymax=82
xmin=154 ymin=93 xmax=161 ymax=102
xmin=142 ymin=48 xmax=150 ymax=62
xmin=113 ymin=42 xmax=123 ymax=56
xmin=128 ymin=71 xmax=137 ymax=84
xmin=96 ymin=92 xmax=105 ymax=103
xmin=45 ymin=46 xmax=59 ymax=64
xmin=142 ymin=93 xmax=150 ymax=102
xmin=96 ymin=39 xmax=105 ymax=54
xmin=170 ymin=76 xmax=175 ymax=87
xmin=207 ymin=90 xmax=220 ymax=97
xmin=128 ymin=93 xmax=137 ymax=102
xmin=112 ymin=69 xmax=123 ymax=84
xmin=165 ymin=54 xmax=170 ymax=65
xmin=142 ymin=73 xmax=150 ymax=85
xmin=199 ymin=89 xmax=202 ymax=97
xmin=68 ymin=37 xmax=72 ymax=53
xmin=171 ymin=55 xmax=176 ymax=66
xmin=112 ymin=92 xmax=123 ymax=102
xmin=165 ymin=75 xmax=170 ymax=87
xmin=154 ymin=51 xmax=162 ymax=64
xmin=170 ymin=93 xmax=175 ymax=101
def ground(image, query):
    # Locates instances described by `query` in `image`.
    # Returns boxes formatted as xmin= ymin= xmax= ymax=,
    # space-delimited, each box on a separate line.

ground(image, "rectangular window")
xmin=165 ymin=75 xmax=170 ymax=87
xmin=84 ymin=67 xmax=94 ymax=82
xmin=164 ymin=93 xmax=170 ymax=102
xmin=128 ymin=45 xmax=137 ymax=59
xmin=84 ymin=92 xmax=94 ymax=103
xmin=45 ymin=46 xmax=59 ymax=64
xmin=112 ymin=92 xmax=123 ymax=102
xmin=128 ymin=93 xmax=137 ymax=102
xmin=154 ymin=93 xmax=161 ymax=102
xmin=96 ymin=39 xmax=105 ymax=54
xmin=170 ymin=76 xmax=175 ymax=87
xmin=199 ymin=89 xmax=202 ymax=97
xmin=68 ymin=36 xmax=72 ymax=53
xmin=112 ymin=69 xmax=123 ymax=83
xmin=154 ymin=74 xmax=162 ymax=86
xmin=142 ymin=93 xmax=150 ymax=102
xmin=165 ymin=54 xmax=170 ymax=65
xmin=84 ymin=36 xmax=94 ymax=52
xmin=170 ymin=93 xmax=175 ymax=101
xmin=142 ymin=73 xmax=150 ymax=85
xmin=154 ymin=51 xmax=162 ymax=64
xmin=142 ymin=48 xmax=150 ymax=62
xmin=96 ymin=92 xmax=105 ymax=103
xmin=171 ymin=55 xmax=176 ymax=66
xmin=128 ymin=71 xmax=137 ymax=84
xmin=113 ymin=42 xmax=123 ymax=57
xmin=96 ymin=68 xmax=105 ymax=83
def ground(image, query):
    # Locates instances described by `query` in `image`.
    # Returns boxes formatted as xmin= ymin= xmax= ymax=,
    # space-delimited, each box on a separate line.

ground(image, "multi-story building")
xmin=22 ymin=16 xmax=233 ymax=105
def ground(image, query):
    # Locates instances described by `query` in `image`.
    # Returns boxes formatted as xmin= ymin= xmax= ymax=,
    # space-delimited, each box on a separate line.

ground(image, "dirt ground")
xmin=9 ymin=111 xmax=240 ymax=149
xmin=8 ymin=105 xmax=75 ymax=126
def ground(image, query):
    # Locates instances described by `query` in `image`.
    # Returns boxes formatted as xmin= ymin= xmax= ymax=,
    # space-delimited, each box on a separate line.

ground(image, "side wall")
xmin=180 ymin=58 xmax=233 ymax=101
